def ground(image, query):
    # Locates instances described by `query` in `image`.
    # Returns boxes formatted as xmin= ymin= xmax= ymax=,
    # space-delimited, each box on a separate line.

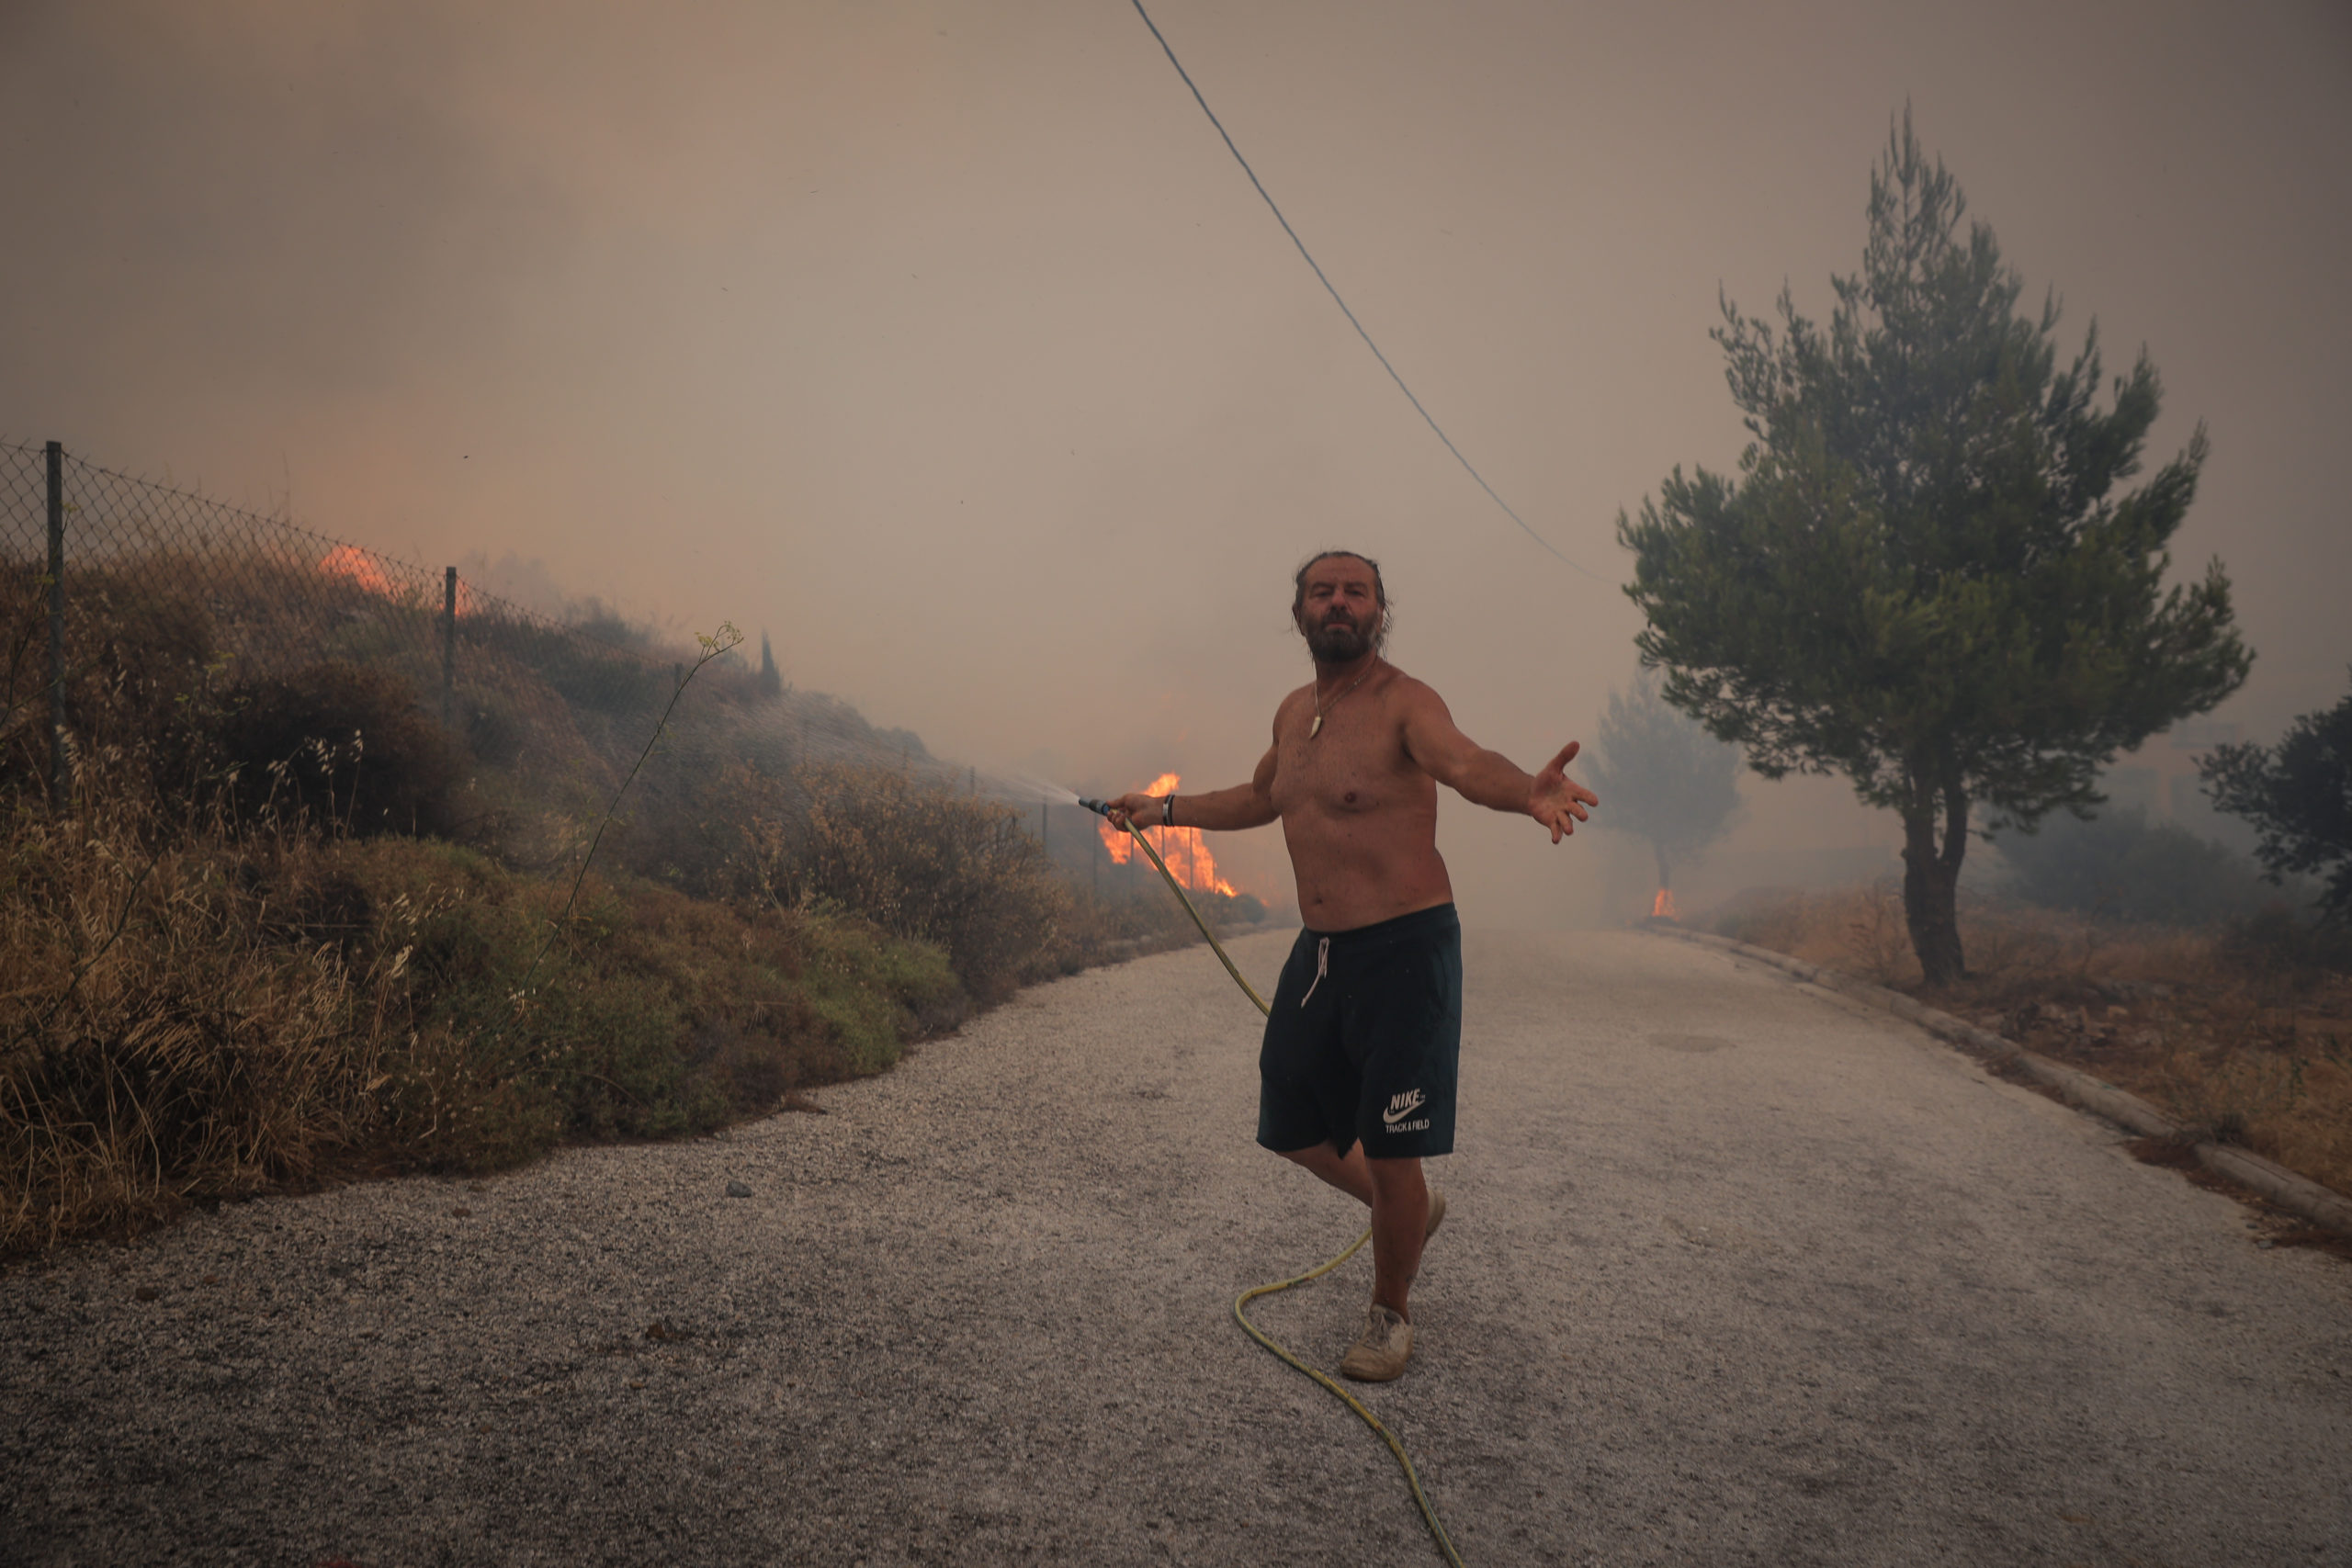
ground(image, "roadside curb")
xmin=1650 ymin=923 xmax=2352 ymax=1240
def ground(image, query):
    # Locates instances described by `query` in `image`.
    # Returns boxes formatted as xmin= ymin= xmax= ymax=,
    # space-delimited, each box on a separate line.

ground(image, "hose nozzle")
xmin=1077 ymin=796 xmax=1112 ymax=817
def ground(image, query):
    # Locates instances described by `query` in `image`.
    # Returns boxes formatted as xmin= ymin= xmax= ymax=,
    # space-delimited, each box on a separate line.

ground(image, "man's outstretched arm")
xmin=1400 ymin=684 xmax=1598 ymax=843
xmin=1103 ymin=743 xmax=1280 ymax=832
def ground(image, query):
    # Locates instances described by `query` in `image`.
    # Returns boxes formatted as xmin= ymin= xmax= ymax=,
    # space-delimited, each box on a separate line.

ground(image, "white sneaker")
xmin=1338 ymin=1303 xmax=1413 ymax=1382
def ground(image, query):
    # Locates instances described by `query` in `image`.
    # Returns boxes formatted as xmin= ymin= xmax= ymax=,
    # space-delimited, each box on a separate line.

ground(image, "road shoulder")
xmin=1649 ymin=923 xmax=2352 ymax=1241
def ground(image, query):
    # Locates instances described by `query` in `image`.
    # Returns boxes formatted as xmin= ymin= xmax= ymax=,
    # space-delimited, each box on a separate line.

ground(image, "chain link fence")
xmin=1 ymin=438 xmax=699 ymax=806
xmin=0 ymin=437 xmax=1238 ymax=923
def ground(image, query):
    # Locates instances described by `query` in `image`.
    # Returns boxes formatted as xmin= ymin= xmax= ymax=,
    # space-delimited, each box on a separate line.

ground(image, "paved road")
xmin=5 ymin=930 xmax=2347 ymax=1566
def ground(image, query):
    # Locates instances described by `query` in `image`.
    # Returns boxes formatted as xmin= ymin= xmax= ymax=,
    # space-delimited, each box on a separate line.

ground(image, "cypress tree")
xmin=757 ymin=630 xmax=784 ymax=699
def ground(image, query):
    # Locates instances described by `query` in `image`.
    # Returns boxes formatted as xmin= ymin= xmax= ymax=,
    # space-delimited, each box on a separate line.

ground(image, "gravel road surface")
xmin=5 ymin=929 xmax=2347 ymax=1567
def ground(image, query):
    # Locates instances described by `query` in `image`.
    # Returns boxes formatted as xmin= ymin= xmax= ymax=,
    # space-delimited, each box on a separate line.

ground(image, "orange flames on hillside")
xmin=1099 ymin=773 xmax=1240 ymax=897
xmin=319 ymin=546 xmax=480 ymax=615
xmin=1651 ymin=888 xmax=1679 ymax=919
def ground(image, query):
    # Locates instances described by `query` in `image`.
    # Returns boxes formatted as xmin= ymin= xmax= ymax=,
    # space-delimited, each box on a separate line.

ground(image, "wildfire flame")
xmin=1650 ymin=887 xmax=1679 ymax=920
xmin=319 ymin=546 xmax=480 ymax=615
xmin=1099 ymin=773 xmax=1240 ymax=897
xmin=318 ymin=545 xmax=395 ymax=597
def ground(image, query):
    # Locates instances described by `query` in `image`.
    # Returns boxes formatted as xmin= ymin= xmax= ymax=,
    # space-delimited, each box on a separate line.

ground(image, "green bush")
xmin=1995 ymin=807 xmax=2274 ymax=927
xmin=348 ymin=840 xmax=956 ymax=1169
xmin=2201 ymin=674 xmax=2352 ymax=923
xmin=791 ymin=915 xmax=963 ymax=1075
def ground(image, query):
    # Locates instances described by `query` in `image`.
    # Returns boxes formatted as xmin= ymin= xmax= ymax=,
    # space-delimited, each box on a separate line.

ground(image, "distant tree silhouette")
xmin=2199 ymin=672 xmax=2352 ymax=922
xmin=757 ymin=630 xmax=784 ymax=699
xmin=1586 ymin=671 xmax=1741 ymax=912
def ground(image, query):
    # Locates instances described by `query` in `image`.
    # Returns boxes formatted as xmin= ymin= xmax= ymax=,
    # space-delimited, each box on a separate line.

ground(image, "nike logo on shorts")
xmin=1382 ymin=1089 xmax=1427 ymax=1125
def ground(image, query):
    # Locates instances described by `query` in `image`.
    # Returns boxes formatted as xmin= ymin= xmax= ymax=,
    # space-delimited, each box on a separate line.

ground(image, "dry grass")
xmin=1707 ymin=884 xmax=2352 ymax=1199
xmin=1 ymin=782 xmax=405 ymax=1250
xmin=0 ymin=766 xmax=963 ymax=1255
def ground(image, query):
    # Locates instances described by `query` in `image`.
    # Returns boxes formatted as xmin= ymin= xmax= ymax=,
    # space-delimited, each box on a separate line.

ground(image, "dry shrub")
xmin=1713 ymin=881 xmax=1920 ymax=987
xmin=219 ymin=660 xmax=464 ymax=837
xmin=1069 ymin=878 xmax=1265 ymax=965
xmin=743 ymin=764 xmax=1270 ymax=990
xmin=0 ymin=787 xmax=407 ymax=1251
xmin=2147 ymin=1046 xmax=2352 ymax=1178
xmin=749 ymin=763 xmax=1073 ymax=1005
xmin=2248 ymin=1056 xmax=2352 ymax=1190
xmin=0 ymin=561 xmax=226 ymax=800
xmin=0 ymin=773 xmax=963 ymax=1251
xmin=1713 ymin=881 xmax=2210 ymax=996
xmin=0 ymin=547 xmax=651 ymax=863
xmin=0 ymin=540 xmax=1075 ymax=1255
xmin=2224 ymin=904 xmax=2352 ymax=984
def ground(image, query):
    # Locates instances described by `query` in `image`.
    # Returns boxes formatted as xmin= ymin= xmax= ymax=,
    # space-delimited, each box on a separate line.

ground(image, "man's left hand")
xmin=1530 ymin=740 xmax=1599 ymax=843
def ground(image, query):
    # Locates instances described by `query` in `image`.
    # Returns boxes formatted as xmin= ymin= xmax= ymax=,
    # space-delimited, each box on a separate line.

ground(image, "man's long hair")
xmin=1291 ymin=549 xmax=1393 ymax=652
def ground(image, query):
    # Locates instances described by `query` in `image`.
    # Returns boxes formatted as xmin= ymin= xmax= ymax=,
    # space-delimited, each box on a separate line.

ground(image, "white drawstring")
xmin=1300 ymin=937 xmax=1330 ymax=1006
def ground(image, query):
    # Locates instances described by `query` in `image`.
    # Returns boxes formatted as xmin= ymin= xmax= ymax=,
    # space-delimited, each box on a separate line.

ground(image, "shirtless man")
xmin=1104 ymin=549 xmax=1597 ymax=1381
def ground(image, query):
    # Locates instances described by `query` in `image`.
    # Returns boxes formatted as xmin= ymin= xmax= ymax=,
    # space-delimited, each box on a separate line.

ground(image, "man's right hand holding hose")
xmin=1102 ymin=791 xmax=1171 ymax=831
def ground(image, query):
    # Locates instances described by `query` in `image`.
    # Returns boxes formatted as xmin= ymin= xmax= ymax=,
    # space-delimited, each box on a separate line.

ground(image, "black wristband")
xmin=1163 ymin=795 xmax=1176 ymax=827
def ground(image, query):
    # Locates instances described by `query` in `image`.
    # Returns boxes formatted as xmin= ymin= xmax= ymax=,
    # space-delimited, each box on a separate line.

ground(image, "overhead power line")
xmin=1124 ymin=0 xmax=1601 ymax=581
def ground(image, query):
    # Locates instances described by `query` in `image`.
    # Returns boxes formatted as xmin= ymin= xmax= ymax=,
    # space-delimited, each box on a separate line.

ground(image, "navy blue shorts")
xmin=1256 ymin=903 xmax=1462 ymax=1161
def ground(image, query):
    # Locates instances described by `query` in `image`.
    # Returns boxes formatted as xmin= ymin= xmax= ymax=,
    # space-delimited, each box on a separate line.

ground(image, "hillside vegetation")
xmin=0 ymin=555 xmax=1245 ymax=1253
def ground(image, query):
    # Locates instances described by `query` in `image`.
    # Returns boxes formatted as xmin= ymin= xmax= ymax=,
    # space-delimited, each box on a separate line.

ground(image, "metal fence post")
xmin=45 ymin=441 xmax=65 ymax=800
xmin=442 ymin=566 xmax=457 ymax=730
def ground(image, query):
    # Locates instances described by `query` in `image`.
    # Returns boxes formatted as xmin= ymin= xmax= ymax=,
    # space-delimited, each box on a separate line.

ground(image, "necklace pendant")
xmin=1309 ymin=715 xmax=1323 ymax=738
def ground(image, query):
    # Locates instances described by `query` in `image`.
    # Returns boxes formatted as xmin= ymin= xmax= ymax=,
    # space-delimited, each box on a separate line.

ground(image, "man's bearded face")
xmin=1295 ymin=554 xmax=1385 ymax=661
xmin=1305 ymin=609 xmax=1373 ymax=662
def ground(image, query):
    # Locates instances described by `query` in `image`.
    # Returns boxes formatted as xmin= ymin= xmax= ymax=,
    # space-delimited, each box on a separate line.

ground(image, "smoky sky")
xmin=4 ymin=0 xmax=2346 ymax=922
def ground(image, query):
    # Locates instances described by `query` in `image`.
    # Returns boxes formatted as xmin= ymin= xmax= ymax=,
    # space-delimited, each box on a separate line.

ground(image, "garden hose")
xmin=1104 ymin=815 xmax=1466 ymax=1568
